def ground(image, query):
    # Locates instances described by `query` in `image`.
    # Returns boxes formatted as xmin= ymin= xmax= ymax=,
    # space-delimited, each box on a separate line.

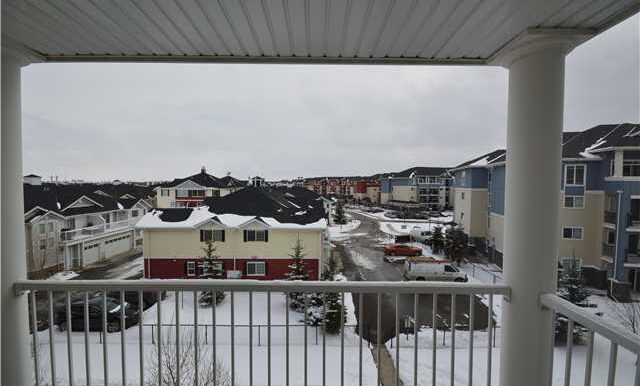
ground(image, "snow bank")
xmin=328 ymin=220 xmax=362 ymax=241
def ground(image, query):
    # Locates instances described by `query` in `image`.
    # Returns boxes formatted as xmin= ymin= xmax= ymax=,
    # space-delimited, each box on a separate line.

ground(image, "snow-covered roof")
xmin=136 ymin=206 xmax=327 ymax=230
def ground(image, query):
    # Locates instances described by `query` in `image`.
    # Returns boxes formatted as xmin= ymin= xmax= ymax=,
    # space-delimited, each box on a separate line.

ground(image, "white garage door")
xmin=104 ymin=234 xmax=132 ymax=258
xmin=82 ymin=243 xmax=100 ymax=266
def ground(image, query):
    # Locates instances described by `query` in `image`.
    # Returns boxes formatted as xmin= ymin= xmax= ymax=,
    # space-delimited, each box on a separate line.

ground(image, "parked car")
xmin=403 ymin=256 xmax=468 ymax=282
xmin=383 ymin=244 xmax=422 ymax=256
xmin=55 ymin=296 xmax=140 ymax=332
xmin=383 ymin=255 xmax=407 ymax=263
xmin=107 ymin=290 xmax=158 ymax=310
xmin=409 ymin=228 xmax=431 ymax=243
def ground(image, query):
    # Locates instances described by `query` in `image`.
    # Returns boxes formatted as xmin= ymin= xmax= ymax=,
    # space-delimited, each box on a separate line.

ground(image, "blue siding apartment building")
xmin=451 ymin=123 xmax=640 ymax=296
xmin=380 ymin=167 xmax=452 ymax=210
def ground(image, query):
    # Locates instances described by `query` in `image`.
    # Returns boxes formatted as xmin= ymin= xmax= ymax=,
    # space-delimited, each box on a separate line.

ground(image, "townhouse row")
xmin=23 ymin=175 xmax=154 ymax=277
xmin=451 ymin=123 xmax=640 ymax=296
xmin=137 ymin=186 xmax=329 ymax=280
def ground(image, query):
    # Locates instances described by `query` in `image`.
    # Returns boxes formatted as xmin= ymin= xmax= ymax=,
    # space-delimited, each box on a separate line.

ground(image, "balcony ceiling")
xmin=1 ymin=0 xmax=639 ymax=64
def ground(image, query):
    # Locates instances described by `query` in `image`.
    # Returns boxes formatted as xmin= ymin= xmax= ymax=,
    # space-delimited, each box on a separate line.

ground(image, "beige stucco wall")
xmin=144 ymin=227 xmax=324 ymax=260
xmin=559 ymin=191 xmax=605 ymax=267
xmin=367 ymin=187 xmax=380 ymax=203
xmin=155 ymin=189 xmax=175 ymax=208
xmin=453 ymin=188 xmax=487 ymax=238
xmin=380 ymin=192 xmax=391 ymax=205
xmin=392 ymin=186 xmax=416 ymax=202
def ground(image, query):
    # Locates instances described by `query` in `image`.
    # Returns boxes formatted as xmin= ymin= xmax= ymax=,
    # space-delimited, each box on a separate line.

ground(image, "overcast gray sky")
xmin=22 ymin=15 xmax=639 ymax=182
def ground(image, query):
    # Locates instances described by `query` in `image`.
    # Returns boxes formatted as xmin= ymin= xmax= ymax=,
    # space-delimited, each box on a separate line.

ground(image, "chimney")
xmin=23 ymin=174 xmax=42 ymax=186
xmin=201 ymin=166 xmax=206 ymax=176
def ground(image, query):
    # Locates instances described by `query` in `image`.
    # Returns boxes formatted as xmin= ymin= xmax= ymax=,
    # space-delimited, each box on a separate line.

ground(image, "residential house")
xmin=137 ymin=186 xmax=328 ymax=280
xmin=303 ymin=176 xmax=358 ymax=198
xmin=353 ymin=178 xmax=381 ymax=204
xmin=379 ymin=167 xmax=452 ymax=210
xmin=154 ymin=167 xmax=246 ymax=208
xmin=23 ymin=176 xmax=153 ymax=276
xmin=452 ymin=124 xmax=640 ymax=295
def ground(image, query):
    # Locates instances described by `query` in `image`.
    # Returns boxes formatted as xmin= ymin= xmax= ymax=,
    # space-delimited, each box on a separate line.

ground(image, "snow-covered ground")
xmin=33 ymin=289 xmax=377 ymax=386
xmin=328 ymin=220 xmax=362 ymax=241
xmin=47 ymin=271 xmax=79 ymax=281
xmin=348 ymin=208 xmax=453 ymax=224
xmin=379 ymin=221 xmax=444 ymax=237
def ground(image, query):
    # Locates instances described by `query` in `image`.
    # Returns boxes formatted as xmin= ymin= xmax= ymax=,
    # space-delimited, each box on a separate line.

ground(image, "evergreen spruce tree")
xmin=333 ymin=201 xmax=347 ymax=225
xmin=286 ymin=237 xmax=310 ymax=311
xmin=444 ymin=226 xmax=467 ymax=266
xmin=430 ymin=226 xmax=445 ymax=254
xmin=321 ymin=255 xmax=346 ymax=334
xmin=555 ymin=255 xmax=590 ymax=343
xmin=198 ymin=239 xmax=225 ymax=306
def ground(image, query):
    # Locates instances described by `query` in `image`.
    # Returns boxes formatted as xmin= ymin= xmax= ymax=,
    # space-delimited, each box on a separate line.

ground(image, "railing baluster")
xmin=250 ymin=291 xmax=254 ymax=386
xmin=212 ymin=290 xmax=216 ymax=386
xmin=48 ymin=291 xmax=57 ymax=386
xmin=414 ymin=293 xmax=419 ymax=386
xmin=139 ymin=290 xmax=144 ymax=386
xmin=231 ymin=291 xmax=235 ymax=386
xmin=487 ymin=294 xmax=493 ymax=386
xmin=175 ymin=290 xmax=180 ymax=386
xmin=451 ymin=294 xmax=456 ymax=386
xmin=395 ymin=293 xmax=400 ymax=386
xmin=564 ymin=319 xmax=574 ymax=386
xmin=267 ymin=291 xmax=271 ymax=386
xmin=607 ymin=341 xmax=618 ymax=386
xmin=120 ymin=290 xmax=126 ymax=386
xmin=83 ymin=292 xmax=90 ymax=386
xmin=103 ymin=291 xmax=109 ymax=386
xmin=468 ymin=294 xmax=475 ymax=386
xmin=359 ymin=292 xmax=364 ymax=386
xmin=377 ymin=292 xmax=382 ymax=386
xmin=634 ymin=354 xmax=640 ymax=386
xmin=30 ymin=290 xmax=40 ymax=386
xmin=285 ymin=293 xmax=289 ymax=386
xmin=304 ymin=292 xmax=308 ymax=386
xmin=341 ymin=291 xmax=345 ymax=386
xmin=322 ymin=293 xmax=326 ymax=386
xmin=432 ymin=293 xmax=438 ymax=386
xmin=193 ymin=291 xmax=199 ymax=386
xmin=584 ymin=330 xmax=594 ymax=386
xmin=157 ymin=291 xmax=162 ymax=386
xmin=66 ymin=291 xmax=74 ymax=386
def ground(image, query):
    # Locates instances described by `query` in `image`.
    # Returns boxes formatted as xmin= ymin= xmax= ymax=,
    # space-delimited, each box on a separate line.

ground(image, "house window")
xmin=428 ymin=177 xmax=438 ymax=183
xmin=604 ymin=229 xmax=616 ymax=245
xmin=47 ymin=222 xmax=54 ymax=232
xmin=417 ymin=177 xmax=426 ymax=184
xmin=47 ymin=237 xmax=54 ymax=248
xmin=132 ymin=210 xmax=139 ymax=217
xmin=161 ymin=189 xmax=170 ymax=196
xmin=200 ymin=229 xmax=226 ymax=242
xmin=564 ymin=164 xmax=585 ymax=186
xmin=623 ymin=160 xmax=640 ymax=177
xmin=564 ymin=196 xmax=584 ymax=208
xmin=562 ymin=227 xmax=583 ymax=240
xmin=461 ymin=192 xmax=465 ymax=200
xmin=39 ymin=224 xmax=46 ymax=234
xmin=186 ymin=261 xmax=196 ymax=277
xmin=189 ymin=189 xmax=204 ymax=197
xmin=246 ymin=261 xmax=266 ymax=276
xmin=39 ymin=239 xmax=46 ymax=250
xmin=244 ymin=230 xmax=268 ymax=242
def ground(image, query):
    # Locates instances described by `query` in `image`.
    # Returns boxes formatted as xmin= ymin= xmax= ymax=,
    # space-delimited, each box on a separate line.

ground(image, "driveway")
xmin=337 ymin=212 xmax=491 ymax=343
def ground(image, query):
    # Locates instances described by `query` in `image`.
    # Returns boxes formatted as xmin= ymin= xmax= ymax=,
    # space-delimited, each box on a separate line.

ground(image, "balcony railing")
xmin=15 ymin=279 xmax=640 ymax=386
xmin=19 ymin=280 xmax=507 ymax=386
xmin=60 ymin=219 xmax=137 ymax=242
xmin=604 ymin=211 xmax=617 ymax=224
xmin=602 ymin=243 xmax=615 ymax=258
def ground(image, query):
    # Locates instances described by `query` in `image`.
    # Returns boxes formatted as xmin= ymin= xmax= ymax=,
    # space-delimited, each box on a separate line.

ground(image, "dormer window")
xmin=244 ymin=230 xmax=268 ymax=242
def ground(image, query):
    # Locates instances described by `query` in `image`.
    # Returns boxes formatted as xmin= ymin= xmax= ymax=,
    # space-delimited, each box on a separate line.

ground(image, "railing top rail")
xmin=15 ymin=279 xmax=510 ymax=295
xmin=540 ymin=293 xmax=640 ymax=354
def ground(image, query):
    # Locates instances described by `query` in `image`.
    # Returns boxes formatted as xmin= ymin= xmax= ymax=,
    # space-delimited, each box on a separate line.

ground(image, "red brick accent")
xmin=144 ymin=258 xmax=320 ymax=280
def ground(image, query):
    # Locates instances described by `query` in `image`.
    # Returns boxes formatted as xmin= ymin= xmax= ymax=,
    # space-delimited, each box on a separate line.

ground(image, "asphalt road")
xmin=338 ymin=211 xmax=490 ymax=343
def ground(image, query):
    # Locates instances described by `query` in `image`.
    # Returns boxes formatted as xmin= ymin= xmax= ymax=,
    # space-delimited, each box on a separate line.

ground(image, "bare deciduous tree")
xmin=611 ymin=298 xmax=640 ymax=334
xmin=145 ymin=326 xmax=231 ymax=386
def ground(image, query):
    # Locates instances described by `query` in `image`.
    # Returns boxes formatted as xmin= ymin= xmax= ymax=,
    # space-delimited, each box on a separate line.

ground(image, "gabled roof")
xmin=452 ymin=150 xmax=507 ymax=171
xmin=161 ymin=171 xmax=224 ymax=188
xmin=565 ymin=123 xmax=640 ymax=157
xmin=393 ymin=167 xmax=449 ymax=178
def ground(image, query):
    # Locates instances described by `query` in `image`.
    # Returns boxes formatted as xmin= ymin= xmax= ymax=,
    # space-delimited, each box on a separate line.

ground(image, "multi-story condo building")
xmin=303 ymin=176 xmax=359 ymax=198
xmin=354 ymin=178 xmax=381 ymax=204
xmin=23 ymin=175 xmax=153 ymax=277
xmin=137 ymin=186 xmax=328 ymax=280
xmin=379 ymin=167 xmax=452 ymax=210
xmin=154 ymin=167 xmax=246 ymax=208
xmin=452 ymin=123 xmax=640 ymax=295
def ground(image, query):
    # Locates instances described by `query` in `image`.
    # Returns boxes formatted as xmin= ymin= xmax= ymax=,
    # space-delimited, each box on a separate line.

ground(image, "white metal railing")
xmin=17 ymin=279 xmax=507 ymax=386
xmin=540 ymin=293 xmax=640 ymax=386
xmin=60 ymin=219 xmax=135 ymax=242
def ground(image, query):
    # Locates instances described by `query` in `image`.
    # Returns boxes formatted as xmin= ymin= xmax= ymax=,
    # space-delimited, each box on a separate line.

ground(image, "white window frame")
xmin=562 ymin=227 xmax=584 ymax=240
xmin=161 ymin=189 xmax=170 ymax=197
xmin=564 ymin=164 xmax=586 ymax=187
xmin=246 ymin=261 xmax=266 ymax=277
xmin=186 ymin=261 xmax=196 ymax=277
xmin=563 ymin=195 xmax=585 ymax=209
xmin=200 ymin=229 xmax=225 ymax=242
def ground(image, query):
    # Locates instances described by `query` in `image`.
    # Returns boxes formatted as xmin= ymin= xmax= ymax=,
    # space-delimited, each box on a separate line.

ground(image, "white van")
xmin=409 ymin=228 xmax=431 ymax=243
xmin=403 ymin=257 xmax=468 ymax=282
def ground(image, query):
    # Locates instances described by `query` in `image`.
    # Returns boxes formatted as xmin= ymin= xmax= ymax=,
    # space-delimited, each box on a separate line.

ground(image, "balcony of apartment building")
xmin=3 ymin=2 xmax=640 ymax=386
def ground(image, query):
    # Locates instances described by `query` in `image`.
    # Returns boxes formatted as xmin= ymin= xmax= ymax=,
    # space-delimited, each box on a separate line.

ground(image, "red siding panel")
xmin=144 ymin=258 xmax=320 ymax=280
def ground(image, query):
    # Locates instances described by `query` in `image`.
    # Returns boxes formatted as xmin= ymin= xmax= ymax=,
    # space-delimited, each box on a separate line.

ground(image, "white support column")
xmin=2 ymin=46 xmax=33 ymax=385
xmin=493 ymin=31 xmax=588 ymax=386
